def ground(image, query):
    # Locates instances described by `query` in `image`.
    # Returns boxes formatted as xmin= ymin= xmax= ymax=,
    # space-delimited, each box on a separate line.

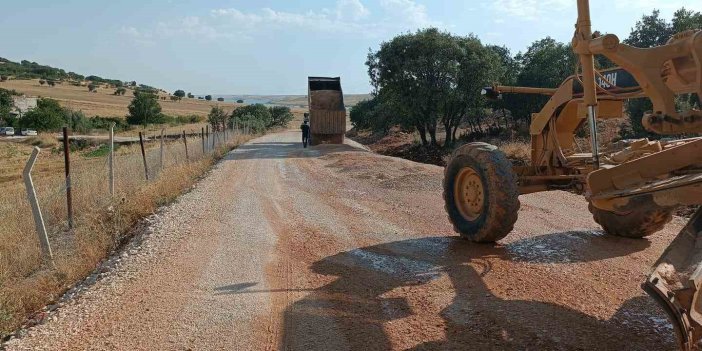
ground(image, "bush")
xmin=127 ymin=91 xmax=163 ymax=126
xmin=217 ymin=97 xmax=224 ymax=102
xmin=18 ymin=98 xmax=65 ymax=131
xmin=205 ymin=95 xmax=212 ymax=101
xmin=91 ymin=116 xmax=130 ymax=132
xmin=269 ymin=106 xmax=294 ymax=127
xmin=236 ymin=99 xmax=244 ymax=104
xmin=175 ymin=115 xmax=204 ymax=124
xmin=230 ymin=104 xmax=272 ymax=131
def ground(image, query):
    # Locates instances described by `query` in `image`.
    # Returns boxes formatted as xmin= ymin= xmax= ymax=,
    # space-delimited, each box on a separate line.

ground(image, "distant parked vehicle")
xmin=0 ymin=127 xmax=15 ymax=136
xmin=21 ymin=129 xmax=37 ymax=136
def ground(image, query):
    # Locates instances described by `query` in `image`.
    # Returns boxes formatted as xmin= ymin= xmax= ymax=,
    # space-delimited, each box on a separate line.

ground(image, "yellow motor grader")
xmin=443 ymin=0 xmax=702 ymax=348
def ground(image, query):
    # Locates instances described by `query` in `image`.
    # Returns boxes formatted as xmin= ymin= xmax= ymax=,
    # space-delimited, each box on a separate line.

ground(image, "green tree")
xmin=114 ymin=87 xmax=127 ymax=96
xmin=174 ymin=90 xmax=186 ymax=99
xmin=39 ymin=79 xmax=46 ymax=86
xmin=208 ymin=106 xmax=228 ymax=131
xmin=19 ymin=98 xmax=65 ymax=131
xmin=367 ymin=28 xmax=462 ymax=146
xmin=205 ymin=95 xmax=212 ymax=101
xmin=440 ymin=36 xmax=502 ymax=145
xmin=268 ymin=106 xmax=294 ymax=127
xmin=127 ymin=91 xmax=163 ymax=127
xmin=230 ymin=104 xmax=272 ymax=132
xmin=500 ymin=38 xmax=575 ymax=128
xmin=349 ymin=95 xmax=395 ymax=134
xmin=187 ymin=92 xmax=194 ymax=98
xmin=0 ymin=88 xmax=14 ymax=126
xmin=88 ymin=83 xmax=98 ymax=92
xmin=622 ymin=8 xmax=702 ymax=138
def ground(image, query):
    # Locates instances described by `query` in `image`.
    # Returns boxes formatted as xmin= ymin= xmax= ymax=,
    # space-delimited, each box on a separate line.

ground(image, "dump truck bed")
xmin=308 ymin=77 xmax=346 ymax=145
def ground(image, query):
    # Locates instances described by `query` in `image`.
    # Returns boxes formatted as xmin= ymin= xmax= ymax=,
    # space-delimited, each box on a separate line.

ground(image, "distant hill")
xmin=0 ymin=57 xmax=128 ymax=87
xmin=214 ymin=94 xmax=372 ymax=108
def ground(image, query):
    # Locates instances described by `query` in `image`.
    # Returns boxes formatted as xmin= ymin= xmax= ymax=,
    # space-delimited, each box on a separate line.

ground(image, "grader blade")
xmin=645 ymin=207 xmax=702 ymax=350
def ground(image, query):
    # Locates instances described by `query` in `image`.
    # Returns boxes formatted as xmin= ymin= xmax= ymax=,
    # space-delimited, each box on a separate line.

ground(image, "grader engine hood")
xmin=646 ymin=207 xmax=702 ymax=350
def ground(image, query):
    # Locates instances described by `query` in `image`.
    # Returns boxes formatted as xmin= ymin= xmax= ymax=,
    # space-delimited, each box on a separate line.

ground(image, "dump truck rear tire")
xmin=589 ymin=197 xmax=674 ymax=238
xmin=443 ymin=142 xmax=520 ymax=242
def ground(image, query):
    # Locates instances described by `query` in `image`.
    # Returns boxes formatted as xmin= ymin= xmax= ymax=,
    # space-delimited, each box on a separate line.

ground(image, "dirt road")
xmin=5 ymin=130 xmax=684 ymax=350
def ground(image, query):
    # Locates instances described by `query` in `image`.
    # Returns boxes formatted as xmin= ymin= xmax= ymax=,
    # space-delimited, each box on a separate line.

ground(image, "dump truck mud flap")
xmin=645 ymin=207 xmax=702 ymax=350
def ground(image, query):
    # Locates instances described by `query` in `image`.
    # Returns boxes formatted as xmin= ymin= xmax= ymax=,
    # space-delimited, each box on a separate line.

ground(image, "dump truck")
xmin=307 ymin=77 xmax=346 ymax=145
xmin=442 ymin=0 xmax=702 ymax=349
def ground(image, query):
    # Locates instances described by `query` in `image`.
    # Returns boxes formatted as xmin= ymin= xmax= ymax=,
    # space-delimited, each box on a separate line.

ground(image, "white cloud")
xmin=335 ymin=0 xmax=370 ymax=21
xmin=489 ymin=0 xmax=570 ymax=21
xmin=379 ymin=0 xmax=436 ymax=27
xmin=120 ymin=0 xmax=439 ymax=43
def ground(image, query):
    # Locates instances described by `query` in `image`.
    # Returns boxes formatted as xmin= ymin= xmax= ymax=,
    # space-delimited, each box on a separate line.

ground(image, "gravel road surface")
xmin=5 ymin=130 xmax=685 ymax=350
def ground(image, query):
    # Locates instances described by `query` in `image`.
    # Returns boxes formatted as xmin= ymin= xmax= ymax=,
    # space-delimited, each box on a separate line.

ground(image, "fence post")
xmin=205 ymin=125 xmax=210 ymax=153
xmin=201 ymin=127 xmax=205 ymax=155
xmin=159 ymin=128 xmax=165 ymax=170
xmin=139 ymin=132 xmax=149 ymax=180
xmin=62 ymin=127 xmax=74 ymax=229
xmin=109 ymin=123 xmax=115 ymax=196
xmin=24 ymin=147 xmax=53 ymax=261
xmin=212 ymin=128 xmax=216 ymax=150
xmin=183 ymin=130 xmax=189 ymax=163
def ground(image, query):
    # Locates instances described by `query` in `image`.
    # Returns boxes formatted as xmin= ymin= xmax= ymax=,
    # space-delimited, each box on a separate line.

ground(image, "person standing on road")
xmin=301 ymin=114 xmax=311 ymax=148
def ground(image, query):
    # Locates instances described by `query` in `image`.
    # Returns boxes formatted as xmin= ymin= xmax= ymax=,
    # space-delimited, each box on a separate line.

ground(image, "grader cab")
xmin=443 ymin=0 xmax=702 ymax=348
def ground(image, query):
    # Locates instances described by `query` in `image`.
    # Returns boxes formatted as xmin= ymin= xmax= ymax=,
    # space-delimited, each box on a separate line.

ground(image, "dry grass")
xmin=24 ymin=135 xmax=60 ymax=149
xmin=0 ymin=79 xmax=240 ymax=117
xmin=0 ymin=129 xmax=254 ymax=337
xmin=498 ymin=141 xmax=531 ymax=165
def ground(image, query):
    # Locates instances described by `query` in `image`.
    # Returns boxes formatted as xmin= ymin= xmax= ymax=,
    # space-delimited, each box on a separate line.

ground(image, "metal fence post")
xmin=24 ymin=147 xmax=53 ymax=261
xmin=201 ymin=127 xmax=205 ymax=155
xmin=109 ymin=123 xmax=115 ymax=196
xmin=62 ymin=127 xmax=74 ymax=229
xmin=205 ymin=125 xmax=210 ymax=153
xmin=183 ymin=130 xmax=189 ymax=163
xmin=159 ymin=128 xmax=165 ymax=170
xmin=139 ymin=132 xmax=149 ymax=180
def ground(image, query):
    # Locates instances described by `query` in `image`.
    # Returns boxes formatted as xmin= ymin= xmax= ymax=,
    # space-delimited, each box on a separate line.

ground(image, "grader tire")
xmin=443 ymin=142 xmax=520 ymax=242
xmin=589 ymin=197 xmax=674 ymax=238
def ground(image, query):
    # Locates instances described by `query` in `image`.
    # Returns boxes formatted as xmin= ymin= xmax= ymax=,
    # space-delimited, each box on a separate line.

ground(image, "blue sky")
xmin=0 ymin=0 xmax=697 ymax=95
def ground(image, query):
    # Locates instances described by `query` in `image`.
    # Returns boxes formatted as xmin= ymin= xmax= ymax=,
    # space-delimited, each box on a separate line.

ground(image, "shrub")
xmin=269 ymin=106 xmax=294 ymax=127
xmin=19 ymin=98 xmax=65 ymax=131
xmin=231 ymin=104 xmax=272 ymax=129
xmin=236 ymin=99 xmax=244 ymax=104
xmin=205 ymin=95 xmax=212 ymax=101
xmin=127 ymin=91 xmax=163 ymax=126
xmin=217 ymin=97 xmax=224 ymax=102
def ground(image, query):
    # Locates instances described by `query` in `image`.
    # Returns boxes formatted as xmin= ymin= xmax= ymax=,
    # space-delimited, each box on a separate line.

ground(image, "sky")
xmin=0 ymin=0 xmax=697 ymax=95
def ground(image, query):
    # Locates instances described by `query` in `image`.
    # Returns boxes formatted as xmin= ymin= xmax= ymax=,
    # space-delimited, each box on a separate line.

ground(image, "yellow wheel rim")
xmin=454 ymin=167 xmax=484 ymax=221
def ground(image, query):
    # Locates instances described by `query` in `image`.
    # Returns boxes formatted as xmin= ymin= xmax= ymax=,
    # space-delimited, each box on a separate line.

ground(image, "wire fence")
xmin=0 ymin=124 xmax=253 ymax=287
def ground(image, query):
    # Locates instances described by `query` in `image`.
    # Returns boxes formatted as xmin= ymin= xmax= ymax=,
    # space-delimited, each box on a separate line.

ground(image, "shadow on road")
xmin=279 ymin=233 xmax=674 ymax=350
xmin=225 ymin=140 xmax=365 ymax=161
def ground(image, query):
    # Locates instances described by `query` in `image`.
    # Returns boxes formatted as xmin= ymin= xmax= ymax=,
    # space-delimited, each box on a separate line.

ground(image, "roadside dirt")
xmin=4 ymin=130 xmax=684 ymax=350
